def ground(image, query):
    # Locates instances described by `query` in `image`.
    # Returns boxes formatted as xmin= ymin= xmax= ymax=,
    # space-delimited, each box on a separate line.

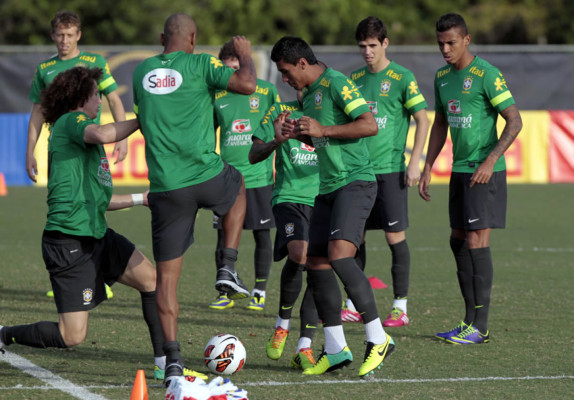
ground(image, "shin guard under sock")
xmin=306 ymin=268 xmax=341 ymax=327
xmin=469 ymin=247 xmax=494 ymax=333
xmin=278 ymin=258 xmax=303 ymax=319
xmin=3 ymin=321 xmax=67 ymax=348
xmin=450 ymin=237 xmax=476 ymax=325
xmin=390 ymin=240 xmax=410 ymax=299
xmin=141 ymin=291 xmax=165 ymax=357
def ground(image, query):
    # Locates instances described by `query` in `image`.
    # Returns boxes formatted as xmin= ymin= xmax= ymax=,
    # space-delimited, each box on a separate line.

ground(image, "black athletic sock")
xmin=163 ymin=340 xmax=182 ymax=366
xmin=141 ymin=291 xmax=165 ymax=357
xmin=220 ymin=247 xmax=238 ymax=271
xmin=355 ymin=242 xmax=367 ymax=272
xmin=2 ymin=321 xmax=67 ymax=348
xmin=306 ymin=268 xmax=341 ymax=327
xmin=390 ymin=240 xmax=410 ymax=299
xmin=253 ymin=229 xmax=272 ymax=291
xmin=215 ymin=229 xmax=224 ymax=267
xmin=450 ymin=237 xmax=476 ymax=325
xmin=299 ymin=285 xmax=319 ymax=340
xmin=331 ymin=257 xmax=379 ymax=324
xmin=278 ymin=258 xmax=303 ymax=319
xmin=469 ymin=247 xmax=494 ymax=333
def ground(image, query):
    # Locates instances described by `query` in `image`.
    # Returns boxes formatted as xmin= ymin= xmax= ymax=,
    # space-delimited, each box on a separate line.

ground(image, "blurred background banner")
xmin=1 ymin=46 xmax=573 ymax=186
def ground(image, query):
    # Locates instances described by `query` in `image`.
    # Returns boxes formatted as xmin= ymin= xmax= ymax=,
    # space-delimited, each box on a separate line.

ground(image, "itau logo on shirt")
xmin=142 ymin=68 xmax=183 ymax=94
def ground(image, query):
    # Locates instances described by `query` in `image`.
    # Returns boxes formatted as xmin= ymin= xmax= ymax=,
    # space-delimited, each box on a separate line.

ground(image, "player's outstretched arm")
xmin=108 ymin=190 xmax=149 ymax=211
xmin=419 ymin=112 xmax=448 ymax=201
xmin=84 ymin=119 xmax=140 ymax=145
xmin=26 ymin=103 xmax=45 ymax=182
xmin=227 ymin=36 xmax=256 ymax=95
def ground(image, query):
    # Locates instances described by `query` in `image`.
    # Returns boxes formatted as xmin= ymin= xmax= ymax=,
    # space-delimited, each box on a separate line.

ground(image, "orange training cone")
xmin=130 ymin=369 xmax=149 ymax=400
xmin=0 ymin=173 xmax=6 ymax=196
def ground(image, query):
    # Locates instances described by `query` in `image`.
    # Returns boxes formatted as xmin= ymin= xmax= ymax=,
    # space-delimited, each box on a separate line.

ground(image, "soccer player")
xmin=132 ymin=14 xmax=256 ymax=386
xmin=419 ymin=13 xmax=522 ymax=344
xmin=26 ymin=10 xmax=128 ymax=299
xmin=210 ymin=40 xmax=280 ymax=312
xmin=248 ymin=91 xmax=320 ymax=371
xmin=345 ymin=16 xmax=429 ymax=326
xmin=0 ymin=66 xmax=201 ymax=381
xmin=271 ymin=36 xmax=394 ymax=378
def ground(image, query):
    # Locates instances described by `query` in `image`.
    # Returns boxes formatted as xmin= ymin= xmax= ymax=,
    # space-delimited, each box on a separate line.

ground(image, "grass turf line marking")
xmin=1 ymin=350 xmax=108 ymax=400
xmin=241 ymin=375 xmax=574 ymax=386
xmin=2 ymin=375 xmax=572 ymax=391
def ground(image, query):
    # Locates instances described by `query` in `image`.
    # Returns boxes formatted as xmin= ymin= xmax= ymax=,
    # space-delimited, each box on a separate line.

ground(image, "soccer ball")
xmin=203 ymin=334 xmax=246 ymax=375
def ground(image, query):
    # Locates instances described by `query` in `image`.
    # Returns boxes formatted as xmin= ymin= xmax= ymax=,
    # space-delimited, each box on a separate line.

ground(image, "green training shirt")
xmin=45 ymin=112 xmax=112 ymax=239
xmin=302 ymin=67 xmax=375 ymax=194
xmin=133 ymin=52 xmax=234 ymax=192
xmin=252 ymin=101 xmax=319 ymax=207
xmin=215 ymin=79 xmax=279 ymax=189
xmin=351 ymin=61 xmax=428 ymax=174
xmin=29 ymin=51 xmax=118 ymax=124
xmin=434 ymin=56 xmax=515 ymax=173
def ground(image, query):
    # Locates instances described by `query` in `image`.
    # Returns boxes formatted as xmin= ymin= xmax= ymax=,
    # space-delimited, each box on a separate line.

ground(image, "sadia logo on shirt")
xmin=232 ymin=119 xmax=252 ymax=133
xmin=142 ymin=68 xmax=183 ymax=94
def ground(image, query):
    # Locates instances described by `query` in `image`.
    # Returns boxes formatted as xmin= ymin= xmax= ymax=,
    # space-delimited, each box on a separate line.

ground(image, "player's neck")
xmin=307 ymin=63 xmax=327 ymax=87
xmin=367 ymin=58 xmax=390 ymax=74
xmin=59 ymin=49 xmax=81 ymax=61
xmin=453 ymin=53 xmax=475 ymax=71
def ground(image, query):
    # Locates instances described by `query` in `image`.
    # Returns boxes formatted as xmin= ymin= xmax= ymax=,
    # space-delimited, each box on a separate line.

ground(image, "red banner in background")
xmin=549 ymin=111 xmax=574 ymax=183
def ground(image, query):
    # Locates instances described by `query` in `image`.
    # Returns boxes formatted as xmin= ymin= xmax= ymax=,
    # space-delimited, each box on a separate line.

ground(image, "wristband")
xmin=131 ymin=193 xmax=144 ymax=206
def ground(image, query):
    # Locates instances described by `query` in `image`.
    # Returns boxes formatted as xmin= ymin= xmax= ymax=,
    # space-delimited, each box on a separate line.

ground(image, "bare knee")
xmin=61 ymin=326 xmax=87 ymax=347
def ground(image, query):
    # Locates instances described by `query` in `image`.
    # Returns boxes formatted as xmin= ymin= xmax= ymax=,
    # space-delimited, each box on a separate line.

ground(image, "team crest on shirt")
xmin=447 ymin=100 xmax=462 ymax=114
xmin=367 ymin=101 xmax=378 ymax=114
xmin=249 ymin=95 xmax=260 ymax=110
xmin=83 ymin=288 xmax=93 ymax=304
xmin=315 ymin=91 xmax=323 ymax=106
xmin=285 ymin=223 xmax=295 ymax=237
xmin=463 ymin=77 xmax=473 ymax=91
xmin=380 ymin=80 xmax=391 ymax=94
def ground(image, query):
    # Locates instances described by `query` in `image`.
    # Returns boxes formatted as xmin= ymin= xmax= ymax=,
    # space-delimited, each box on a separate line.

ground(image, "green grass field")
xmin=1 ymin=184 xmax=573 ymax=400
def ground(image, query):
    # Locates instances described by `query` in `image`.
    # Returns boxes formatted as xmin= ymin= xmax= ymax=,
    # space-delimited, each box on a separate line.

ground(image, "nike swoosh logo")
xmin=219 ymin=104 xmax=230 ymax=109
xmin=330 ymin=229 xmax=341 ymax=235
xmin=468 ymin=218 xmax=480 ymax=223
xmin=388 ymin=221 xmax=399 ymax=226
xmin=281 ymin=305 xmax=293 ymax=310
xmin=441 ymin=82 xmax=448 ymax=87
xmin=305 ymin=324 xmax=317 ymax=329
xmin=356 ymin=85 xmax=364 ymax=89
xmin=260 ymin=218 xmax=271 ymax=224
xmin=47 ymin=70 xmax=56 ymax=75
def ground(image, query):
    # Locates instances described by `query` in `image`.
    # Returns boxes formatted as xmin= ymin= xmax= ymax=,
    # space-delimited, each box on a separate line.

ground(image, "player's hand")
xmin=26 ymin=154 xmax=38 ymax=183
xmin=298 ymin=116 xmax=323 ymax=137
xmin=469 ymin=158 xmax=495 ymax=187
xmin=142 ymin=189 xmax=150 ymax=207
xmin=281 ymin=116 xmax=299 ymax=139
xmin=405 ymin=163 xmax=421 ymax=187
xmin=111 ymin=139 xmax=128 ymax=164
xmin=232 ymin=36 xmax=252 ymax=58
xmin=418 ymin=169 xmax=432 ymax=201
xmin=274 ymin=111 xmax=291 ymax=144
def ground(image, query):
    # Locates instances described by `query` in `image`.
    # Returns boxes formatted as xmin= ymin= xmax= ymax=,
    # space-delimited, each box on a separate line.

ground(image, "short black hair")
xmin=436 ymin=13 xmax=469 ymax=36
xmin=271 ymin=36 xmax=318 ymax=65
xmin=355 ymin=16 xmax=387 ymax=43
xmin=218 ymin=40 xmax=237 ymax=61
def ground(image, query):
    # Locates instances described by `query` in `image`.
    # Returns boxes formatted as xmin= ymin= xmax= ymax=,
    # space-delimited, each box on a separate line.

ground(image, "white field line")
xmin=1 ymin=350 xmax=109 ymax=400
xmin=0 ymin=366 xmax=572 ymax=392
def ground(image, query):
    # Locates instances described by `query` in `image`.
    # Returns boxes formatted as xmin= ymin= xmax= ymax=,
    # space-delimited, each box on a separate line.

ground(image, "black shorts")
xmin=41 ymin=228 xmax=134 ymax=313
xmin=149 ymin=162 xmax=243 ymax=262
xmin=449 ymin=171 xmax=507 ymax=230
xmin=213 ymin=184 xmax=275 ymax=231
xmin=307 ymin=180 xmax=376 ymax=257
xmin=272 ymin=202 xmax=313 ymax=261
xmin=365 ymin=172 xmax=409 ymax=232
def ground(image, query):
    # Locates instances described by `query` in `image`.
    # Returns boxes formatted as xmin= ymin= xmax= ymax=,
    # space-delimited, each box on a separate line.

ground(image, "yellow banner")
xmin=35 ymin=111 xmax=550 ymax=187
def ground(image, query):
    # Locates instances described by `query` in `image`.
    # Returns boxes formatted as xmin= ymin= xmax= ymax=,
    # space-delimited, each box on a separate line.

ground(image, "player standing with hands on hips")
xmin=419 ymin=13 xmax=522 ymax=344
xmin=132 ymin=14 xmax=256 ymax=386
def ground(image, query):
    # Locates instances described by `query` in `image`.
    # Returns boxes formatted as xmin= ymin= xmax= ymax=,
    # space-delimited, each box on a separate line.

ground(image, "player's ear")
xmin=190 ymin=31 xmax=196 ymax=47
xmin=76 ymin=30 xmax=82 ymax=41
xmin=160 ymin=32 xmax=165 ymax=47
